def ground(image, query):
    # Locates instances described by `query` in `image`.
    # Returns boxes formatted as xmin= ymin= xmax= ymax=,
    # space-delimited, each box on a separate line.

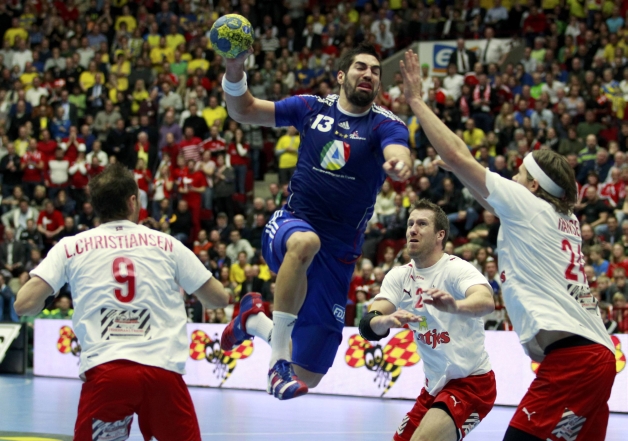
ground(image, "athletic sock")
xmin=245 ymin=312 xmax=274 ymax=344
xmin=269 ymin=311 xmax=297 ymax=367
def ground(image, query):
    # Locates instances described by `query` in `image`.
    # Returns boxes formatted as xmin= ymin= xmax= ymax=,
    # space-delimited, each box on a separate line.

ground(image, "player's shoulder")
xmin=386 ymin=262 xmax=414 ymax=280
xmin=291 ymin=93 xmax=337 ymax=110
xmin=370 ymin=103 xmax=407 ymax=126
xmin=443 ymin=254 xmax=482 ymax=273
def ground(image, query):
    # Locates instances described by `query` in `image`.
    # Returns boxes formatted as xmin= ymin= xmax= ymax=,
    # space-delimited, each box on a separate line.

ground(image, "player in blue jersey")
xmin=220 ymin=43 xmax=411 ymax=400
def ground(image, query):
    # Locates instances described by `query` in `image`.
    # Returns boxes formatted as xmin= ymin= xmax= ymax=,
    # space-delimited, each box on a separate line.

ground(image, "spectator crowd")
xmin=0 ymin=0 xmax=626 ymax=342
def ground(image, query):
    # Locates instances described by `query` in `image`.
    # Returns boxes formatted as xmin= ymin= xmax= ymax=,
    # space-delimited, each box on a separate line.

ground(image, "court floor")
xmin=0 ymin=374 xmax=626 ymax=440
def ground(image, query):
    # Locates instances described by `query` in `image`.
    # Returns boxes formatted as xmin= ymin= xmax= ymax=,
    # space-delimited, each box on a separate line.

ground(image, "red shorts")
xmin=394 ymin=371 xmax=496 ymax=441
xmin=74 ymin=360 xmax=201 ymax=441
xmin=509 ymin=343 xmax=616 ymax=441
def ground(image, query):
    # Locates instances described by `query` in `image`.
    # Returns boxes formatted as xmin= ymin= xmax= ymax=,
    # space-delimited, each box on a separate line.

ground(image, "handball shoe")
xmin=267 ymin=359 xmax=309 ymax=400
xmin=220 ymin=292 xmax=264 ymax=351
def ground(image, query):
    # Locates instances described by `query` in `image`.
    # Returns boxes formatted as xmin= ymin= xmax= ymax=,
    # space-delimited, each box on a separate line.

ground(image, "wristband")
xmin=359 ymin=310 xmax=390 ymax=341
xmin=222 ymin=73 xmax=248 ymax=97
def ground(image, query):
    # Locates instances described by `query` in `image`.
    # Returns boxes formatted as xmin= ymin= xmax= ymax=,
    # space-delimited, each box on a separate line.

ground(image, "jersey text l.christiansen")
xmin=64 ymin=233 xmax=174 ymax=258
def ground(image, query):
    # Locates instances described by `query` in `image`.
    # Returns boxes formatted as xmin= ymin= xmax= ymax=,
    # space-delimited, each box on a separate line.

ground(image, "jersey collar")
xmin=336 ymin=101 xmax=371 ymax=117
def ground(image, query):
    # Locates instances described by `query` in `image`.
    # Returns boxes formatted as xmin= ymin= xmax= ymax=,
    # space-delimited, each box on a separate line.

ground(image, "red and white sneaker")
xmin=220 ymin=292 xmax=265 ymax=351
xmin=267 ymin=359 xmax=309 ymax=400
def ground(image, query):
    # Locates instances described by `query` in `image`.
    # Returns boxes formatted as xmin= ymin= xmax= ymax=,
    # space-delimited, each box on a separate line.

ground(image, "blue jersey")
xmin=275 ymin=94 xmax=408 ymax=256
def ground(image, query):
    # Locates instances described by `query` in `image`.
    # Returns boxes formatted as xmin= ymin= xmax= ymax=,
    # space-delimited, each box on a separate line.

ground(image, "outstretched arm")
xmin=224 ymin=50 xmax=276 ymax=127
xmin=400 ymin=51 xmax=489 ymax=199
xmin=367 ymin=298 xmax=421 ymax=336
xmin=423 ymin=284 xmax=494 ymax=317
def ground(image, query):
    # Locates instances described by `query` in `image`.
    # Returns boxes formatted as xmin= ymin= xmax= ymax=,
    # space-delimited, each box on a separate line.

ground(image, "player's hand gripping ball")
xmin=209 ymin=14 xmax=254 ymax=59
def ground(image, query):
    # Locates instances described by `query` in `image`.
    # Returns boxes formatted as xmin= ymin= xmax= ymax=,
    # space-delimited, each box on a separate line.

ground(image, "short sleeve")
xmin=173 ymin=239 xmax=212 ymax=294
xmin=374 ymin=267 xmax=406 ymax=308
xmin=274 ymin=95 xmax=317 ymax=131
xmin=485 ymin=169 xmax=548 ymax=224
xmin=30 ymin=239 xmax=68 ymax=292
xmin=376 ymin=120 xmax=409 ymax=152
xmin=454 ymin=260 xmax=490 ymax=298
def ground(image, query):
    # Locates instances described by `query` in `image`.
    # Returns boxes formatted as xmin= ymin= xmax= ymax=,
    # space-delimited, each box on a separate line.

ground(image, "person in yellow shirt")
xmin=604 ymin=33 xmax=620 ymax=63
xmin=150 ymin=37 xmax=175 ymax=71
xmin=145 ymin=23 xmax=161 ymax=48
xmin=19 ymin=64 xmax=38 ymax=91
xmin=109 ymin=54 xmax=131 ymax=91
xmin=275 ymin=126 xmax=300 ymax=185
xmin=131 ymin=79 xmax=149 ymax=114
xmin=229 ymin=255 xmax=249 ymax=286
xmin=165 ymin=24 xmax=186 ymax=50
xmin=462 ymin=119 xmax=486 ymax=148
xmin=114 ymin=6 xmax=137 ymax=32
xmin=4 ymin=18 xmax=28 ymax=46
xmin=79 ymin=61 xmax=99 ymax=92
xmin=202 ymin=96 xmax=228 ymax=131
xmin=187 ymin=47 xmax=210 ymax=74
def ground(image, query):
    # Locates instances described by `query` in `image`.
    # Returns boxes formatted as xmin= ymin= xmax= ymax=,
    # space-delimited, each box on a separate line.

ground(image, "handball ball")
xmin=210 ymin=14 xmax=254 ymax=59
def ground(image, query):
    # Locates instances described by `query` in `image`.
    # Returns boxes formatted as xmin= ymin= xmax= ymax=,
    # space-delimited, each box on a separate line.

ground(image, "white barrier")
xmin=34 ymin=320 xmax=628 ymax=412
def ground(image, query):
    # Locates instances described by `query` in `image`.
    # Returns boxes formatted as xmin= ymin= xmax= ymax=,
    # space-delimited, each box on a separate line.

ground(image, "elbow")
xmin=216 ymin=292 xmax=230 ymax=309
xmin=13 ymin=295 xmax=26 ymax=317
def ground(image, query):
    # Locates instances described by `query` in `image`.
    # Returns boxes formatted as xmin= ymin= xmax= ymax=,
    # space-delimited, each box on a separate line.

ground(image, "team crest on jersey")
xmin=320 ymin=139 xmax=351 ymax=171
xmin=189 ymin=330 xmax=254 ymax=386
xmin=56 ymin=325 xmax=81 ymax=356
xmin=345 ymin=330 xmax=420 ymax=396
xmin=349 ymin=130 xmax=366 ymax=141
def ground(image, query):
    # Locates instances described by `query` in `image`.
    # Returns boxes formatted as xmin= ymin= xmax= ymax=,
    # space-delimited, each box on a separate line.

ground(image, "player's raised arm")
xmin=222 ymin=51 xmax=276 ymax=127
xmin=400 ymin=50 xmax=489 ymax=199
xmin=383 ymin=144 xmax=412 ymax=182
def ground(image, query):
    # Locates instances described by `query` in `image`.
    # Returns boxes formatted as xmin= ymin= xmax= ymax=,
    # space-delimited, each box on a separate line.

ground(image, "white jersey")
xmin=375 ymin=254 xmax=492 ymax=395
xmin=31 ymin=220 xmax=211 ymax=376
xmin=485 ymin=170 xmax=614 ymax=361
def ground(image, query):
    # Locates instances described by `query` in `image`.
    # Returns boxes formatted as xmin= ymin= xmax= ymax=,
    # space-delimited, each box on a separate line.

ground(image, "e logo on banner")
xmin=433 ymin=44 xmax=455 ymax=74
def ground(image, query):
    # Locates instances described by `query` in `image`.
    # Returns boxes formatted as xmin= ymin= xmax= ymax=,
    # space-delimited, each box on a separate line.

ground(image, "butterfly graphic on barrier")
xmin=189 ymin=330 xmax=254 ymax=386
xmin=56 ymin=326 xmax=81 ymax=357
xmin=345 ymin=330 xmax=420 ymax=396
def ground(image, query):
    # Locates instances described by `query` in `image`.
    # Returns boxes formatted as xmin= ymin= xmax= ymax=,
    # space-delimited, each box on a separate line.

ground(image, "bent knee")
xmin=286 ymin=232 xmax=321 ymax=261
xmin=293 ymin=365 xmax=324 ymax=388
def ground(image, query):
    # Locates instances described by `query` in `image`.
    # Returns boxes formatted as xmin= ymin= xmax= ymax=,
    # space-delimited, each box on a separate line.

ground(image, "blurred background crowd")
xmin=0 ymin=0 xmax=627 ymax=343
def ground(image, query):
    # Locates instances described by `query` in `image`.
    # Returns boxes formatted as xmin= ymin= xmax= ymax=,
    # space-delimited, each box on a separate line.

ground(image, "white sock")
xmin=270 ymin=311 xmax=297 ymax=366
xmin=245 ymin=312 xmax=274 ymax=344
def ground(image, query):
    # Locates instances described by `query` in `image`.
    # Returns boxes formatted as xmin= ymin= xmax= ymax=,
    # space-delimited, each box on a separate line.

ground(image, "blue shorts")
xmin=262 ymin=209 xmax=356 ymax=374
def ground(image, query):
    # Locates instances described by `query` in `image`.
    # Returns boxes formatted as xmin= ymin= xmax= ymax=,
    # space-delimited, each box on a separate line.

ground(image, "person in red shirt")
xmin=37 ymin=129 xmax=58 ymax=163
xmin=21 ymin=138 xmax=45 ymax=198
xmin=161 ymin=132 xmax=179 ymax=162
xmin=37 ymin=199 xmax=64 ymax=252
xmin=178 ymin=127 xmax=202 ymax=162
xmin=134 ymin=158 xmax=153 ymax=209
xmin=178 ymin=159 xmax=206 ymax=241
xmin=227 ymin=128 xmax=249 ymax=195
xmin=172 ymin=154 xmax=187 ymax=182
xmin=69 ymin=150 xmax=89 ymax=206
xmin=60 ymin=127 xmax=85 ymax=163
xmin=199 ymin=126 xmax=226 ymax=154
xmin=87 ymin=155 xmax=104 ymax=180
xmin=523 ymin=5 xmax=547 ymax=46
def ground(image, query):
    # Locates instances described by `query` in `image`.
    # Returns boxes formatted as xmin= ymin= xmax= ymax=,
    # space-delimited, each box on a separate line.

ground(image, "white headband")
xmin=523 ymin=153 xmax=565 ymax=198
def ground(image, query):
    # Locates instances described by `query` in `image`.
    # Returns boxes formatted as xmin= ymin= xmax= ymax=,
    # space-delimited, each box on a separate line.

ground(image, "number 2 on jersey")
xmin=113 ymin=257 xmax=136 ymax=302
xmin=415 ymin=288 xmax=424 ymax=309
xmin=561 ymin=239 xmax=586 ymax=282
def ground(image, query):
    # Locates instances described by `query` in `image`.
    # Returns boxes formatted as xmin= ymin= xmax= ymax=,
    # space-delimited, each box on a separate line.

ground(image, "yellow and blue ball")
xmin=209 ymin=14 xmax=254 ymax=59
